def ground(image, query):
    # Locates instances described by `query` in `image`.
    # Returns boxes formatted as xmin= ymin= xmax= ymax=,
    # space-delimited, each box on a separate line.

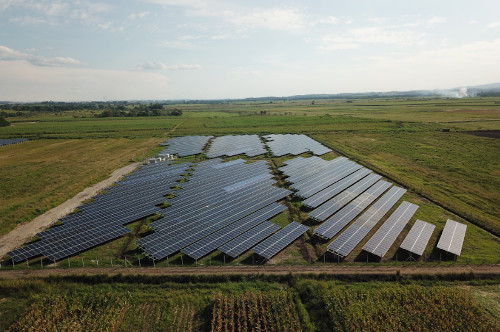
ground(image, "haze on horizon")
xmin=1 ymin=0 xmax=499 ymax=102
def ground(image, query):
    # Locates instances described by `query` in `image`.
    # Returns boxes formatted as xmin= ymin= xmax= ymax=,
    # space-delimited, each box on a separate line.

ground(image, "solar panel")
xmin=252 ymin=222 xmax=309 ymax=260
xmin=0 ymin=138 xmax=28 ymax=147
xmin=303 ymin=168 xmax=372 ymax=208
xmin=263 ymin=134 xmax=332 ymax=156
xmin=309 ymin=173 xmax=382 ymax=222
xmin=362 ymin=201 xmax=419 ymax=258
xmin=313 ymin=180 xmax=392 ymax=239
xmin=327 ymin=186 xmax=407 ymax=257
xmin=400 ymin=219 xmax=435 ymax=256
xmin=206 ymin=135 xmax=266 ymax=158
xmin=181 ymin=203 xmax=287 ymax=259
xmin=436 ymin=219 xmax=467 ymax=256
xmin=159 ymin=135 xmax=213 ymax=157
xmin=220 ymin=222 xmax=281 ymax=258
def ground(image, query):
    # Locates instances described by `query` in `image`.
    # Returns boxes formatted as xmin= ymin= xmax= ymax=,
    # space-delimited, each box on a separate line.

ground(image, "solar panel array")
xmin=309 ymin=173 xmax=382 ymax=222
xmin=362 ymin=201 xmax=419 ymax=258
xmin=436 ymin=219 xmax=467 ymax=256
xmin=313 ymin=180 xmax=392 ymax=239
xmin=0 ymin=138 xmax=28 ymax=147
xmin=400 ymin=219 xmax=435 ymax=256
xmin=206 ymin=135 xmax=267 ymax=158
xmin=220 ymin=222 xmax=281 ymax=258
xmin=8 ymin=160 xmax=187 ymax=262
xmin=262 ymin=134 xmax=332 ymax=156
xmin=137 ymin=158 xmax=292 ymax=260
xmin=327 ymin=186 xmax=407 ymax=257
xmin=252 ymin=222 xmax=309 ymax=260
xmin=159 ymin=135 xmax=213 ymax=157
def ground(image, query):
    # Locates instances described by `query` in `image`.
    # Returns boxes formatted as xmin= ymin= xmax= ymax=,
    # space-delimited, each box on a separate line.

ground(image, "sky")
xmin=0 ymin=0 xmax=499 ymax=101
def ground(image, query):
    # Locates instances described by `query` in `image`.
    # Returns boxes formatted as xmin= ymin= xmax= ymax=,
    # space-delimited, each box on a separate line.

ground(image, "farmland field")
xmin=0 ymin=275 xmax=499 ymax=331
xmin=0 ymin=97 xmax=499 ymax=265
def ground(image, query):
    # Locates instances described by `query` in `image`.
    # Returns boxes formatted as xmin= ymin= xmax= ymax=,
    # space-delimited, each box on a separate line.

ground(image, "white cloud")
xmin=428 ymin=16 xmax=447 ymax=24
xmin=0 ymin=45 xmax=84 ymax=67
xmin=134 ymin=61 xmax=201 ymax=71
xmin=487 ymin=21 xmax=500 ymax=28
xmin=228 ymin=8 xmax=306 ymax=31
xmin=0 ymin=60 xmax=171 ymax=101
xmin=128 ymin=11 xmax=150 ymax=20
xmin=319 ymin=27 xmax=425 ymax=51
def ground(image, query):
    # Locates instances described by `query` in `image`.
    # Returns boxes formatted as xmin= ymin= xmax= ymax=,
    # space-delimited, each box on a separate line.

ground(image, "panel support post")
xmin=138 ymin=258 xmax=141 ymax=267
xmin=181 ymin=255 xmax=183 ymax=266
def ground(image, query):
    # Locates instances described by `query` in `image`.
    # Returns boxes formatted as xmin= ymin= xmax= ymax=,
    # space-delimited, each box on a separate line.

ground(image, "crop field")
xmin=0 ymin=276 xmax=499 ymax=331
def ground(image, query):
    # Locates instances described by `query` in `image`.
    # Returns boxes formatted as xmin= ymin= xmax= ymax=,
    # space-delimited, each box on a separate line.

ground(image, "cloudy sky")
xmin=1 ymin=0 xmax=499 ymax=101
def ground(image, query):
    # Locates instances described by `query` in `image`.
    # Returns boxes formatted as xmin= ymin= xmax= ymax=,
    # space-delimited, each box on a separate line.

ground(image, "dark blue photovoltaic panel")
xmin=252 ymin=222 xmax=309 ymax=260
xmin=206 ymin=135 xmax=266 ymax=158
xmin=159 ymin=135 xmax=213 ymax=157
xmin=327 ymin=186 xmax=407 ymax=257
xmin=314 ymin=180 xmax=392 ymax=239
xmin=263 ymin=134 xmax=331 ymax=156
xmin=181 ymin=203 xmax=286 ymax=259
xmin=363 ymin=201 xmax=419 ymax=258
xmin=219 ymin=222 xmax=281 ymax=258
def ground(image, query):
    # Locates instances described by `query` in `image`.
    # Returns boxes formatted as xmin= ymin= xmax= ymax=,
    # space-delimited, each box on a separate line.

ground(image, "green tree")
xmin=0 ymin=116 xmax=10 ymax=127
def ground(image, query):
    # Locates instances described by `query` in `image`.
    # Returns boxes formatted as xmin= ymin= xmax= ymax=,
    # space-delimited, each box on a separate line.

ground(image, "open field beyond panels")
xmin=0 ymin=97 xmax=499 ymax=266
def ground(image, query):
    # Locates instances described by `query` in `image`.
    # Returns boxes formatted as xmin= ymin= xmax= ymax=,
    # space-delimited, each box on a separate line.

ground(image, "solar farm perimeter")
xmin=5 ymin=134 xmax=474 ymax=267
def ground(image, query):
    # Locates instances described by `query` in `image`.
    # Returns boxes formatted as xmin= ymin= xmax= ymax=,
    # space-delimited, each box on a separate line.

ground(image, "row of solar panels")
xmin=160 ymin=134 xmax=331 ymax=158
xmin=0 ymin=138 xmax=28 ymax=147
xmin=137 ymin=158 xmax=309 ymax=260
xmin=280 ymin=156 xmax=467 ymax=259
xmin=8 ymin=156 xmax=311 ymax=263
xmin=7 ymin=160 xmax=189 ymax=262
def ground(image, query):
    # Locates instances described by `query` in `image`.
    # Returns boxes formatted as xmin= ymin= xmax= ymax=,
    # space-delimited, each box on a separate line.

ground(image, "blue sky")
xmin=1 ymin=0 xmax=499 ymax=101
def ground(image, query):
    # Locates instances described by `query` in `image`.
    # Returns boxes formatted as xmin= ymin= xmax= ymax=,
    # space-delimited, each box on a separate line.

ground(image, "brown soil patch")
xmin=465 ymin=130 xmax=500 ymax=139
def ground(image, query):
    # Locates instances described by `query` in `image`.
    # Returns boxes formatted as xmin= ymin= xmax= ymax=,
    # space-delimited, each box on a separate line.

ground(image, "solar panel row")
xmin=400 ymin=219 xmax=435 ymax=256
xmin=206 ymin=135 xmax=266 ymax=158
xmin=262 ymin=134 xmax=332 ymax=156
xmin=302 ymin=168 xmax=372 ymax=208
xmin=181 ymin=203 xmax=287 ymax=259
xmin=159 ymin=135 xmax=213 ymax=157
xmin=327 ymin=186 xmax=407 ymax=257
xmin=252 ymin=222 xmax=309 ymax=260
xmin=313 ymin=180 xmax=392 ymax=239
xmin=0 ymin=138 xmax=28 ymax=147
xmin=7 ymin=160 xmax=188 ymax=262
xmin=309 ymin=173 xmax=382 ymax=222
xmin=362 ymin=201 xmax=419 ymax=258
xmin=436 ymin=219 xmax=467 ymax=256
xmin=137 ymin=158 xmax=292 ymax=260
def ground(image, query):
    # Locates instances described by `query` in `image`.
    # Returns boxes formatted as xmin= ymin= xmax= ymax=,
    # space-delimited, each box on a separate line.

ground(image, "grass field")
xmin=0 ymin=138 xmax=162 ymax=236
xmin=0 ymin=97 xmax=499 ymax=264
xmin=0 ymin=275 xmax=499 ymax=331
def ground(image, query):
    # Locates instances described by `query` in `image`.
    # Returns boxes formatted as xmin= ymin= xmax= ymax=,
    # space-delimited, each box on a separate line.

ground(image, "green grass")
xmin=1 ymin=97 xmax=499 ymax=265
xmin=0 ymin=138 xmax=162 ymax=237
xmin=313 ymin=131 xmax=500 ymax=236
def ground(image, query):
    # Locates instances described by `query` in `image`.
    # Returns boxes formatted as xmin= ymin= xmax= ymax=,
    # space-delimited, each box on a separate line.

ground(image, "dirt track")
xmin=0 ymin=162 xmax=141 ymax=259
xmin=1 ymin=264 xmax=499 ymax=280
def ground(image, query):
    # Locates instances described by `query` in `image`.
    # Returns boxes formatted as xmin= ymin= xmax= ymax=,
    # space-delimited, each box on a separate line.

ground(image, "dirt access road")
xmin=1 ymin=264 xmax=499 ymax=280
xmin=0 ymin=162 xmax=142 ymax=259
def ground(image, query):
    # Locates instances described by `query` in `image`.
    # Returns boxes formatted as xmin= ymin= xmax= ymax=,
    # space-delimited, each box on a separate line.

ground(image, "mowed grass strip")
xmin=313 ymin=131 xmax=500 ymax=236
xmin=0 ymin=138 xmax=162 ymax=236
xmin=1 ymin=116 xmax=184 ymax=139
